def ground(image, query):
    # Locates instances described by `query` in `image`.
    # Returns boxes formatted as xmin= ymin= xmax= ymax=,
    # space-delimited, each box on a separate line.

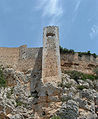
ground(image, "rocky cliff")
xmin=0 ymin=67 xmax=98 ymax=119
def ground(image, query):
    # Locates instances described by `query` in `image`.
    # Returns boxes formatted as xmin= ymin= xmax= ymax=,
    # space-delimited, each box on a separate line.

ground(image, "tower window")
xmin=46 ymin=33 xmax=55 ymax=37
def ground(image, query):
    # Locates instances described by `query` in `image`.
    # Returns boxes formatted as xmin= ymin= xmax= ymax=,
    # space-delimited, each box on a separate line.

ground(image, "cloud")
xmin=42 ymin=0 xmax=63 ymax=17
xmin=72 ymin=0 xmax=82 ymax=22
xmin=36 ymin=0 xmax=63 ymax=25
xmin=74 ymin=0 xmax=81 ymax=13
xmin=90 ymin=24 xmax=98 ymax=39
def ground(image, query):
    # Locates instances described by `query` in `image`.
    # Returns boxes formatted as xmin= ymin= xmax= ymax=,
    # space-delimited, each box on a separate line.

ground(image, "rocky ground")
xmin=0 ymin=68 xmax=98 ymax=119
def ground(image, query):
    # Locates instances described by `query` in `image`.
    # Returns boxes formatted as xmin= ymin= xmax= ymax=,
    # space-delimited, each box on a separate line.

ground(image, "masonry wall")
xmin=18 ymin=45 xmax=42 ymax=72
xmin=61 ymin=53 xmax=98 ymax=74
xmin=0 ymin=47 xmax=19 ymax=68
xmin=0 ymin=46 xmax=98 ymax=74
xmin=0 ymin=46 xmax=42 ymax=73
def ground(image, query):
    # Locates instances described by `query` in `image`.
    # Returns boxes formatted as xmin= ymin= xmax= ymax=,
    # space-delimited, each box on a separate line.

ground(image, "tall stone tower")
xmin=42 ymin=26 xmax=61 ymax=84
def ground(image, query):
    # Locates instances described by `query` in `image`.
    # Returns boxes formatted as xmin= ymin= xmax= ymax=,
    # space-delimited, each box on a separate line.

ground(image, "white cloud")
xmin=72 ymin=0 xmax=82 ymax=22
xmin=74 ymin=0 xmax=81 ymax=13
xmin=42 ymin=0 xmax=63 ymax=17
xmin=36 ymin=0 xmax=63 ymax=25
xmin=90 ymin=25 xmax=98 ymax=39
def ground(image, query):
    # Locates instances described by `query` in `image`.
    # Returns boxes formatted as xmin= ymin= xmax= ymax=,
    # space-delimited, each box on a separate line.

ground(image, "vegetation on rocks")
xmin=16 ymin=99 xmax=24 ymax=107
xmin=60 ymin=46 xmax=97 ymax=58
xmin=63 ymin=70 xmax=97 ymax=81
xmin=6 ymin=87 xmax=14 ymax=98
xmin=51 ymin=115 xmax=61 ymax=119
xmin=0 ymin=67 xmax=98 ymax=119
xmin=78 ymin=51 xmax=97 ymax=58
xmin=77 ymin=85 xmax=87 ymax=90
xmin=0 ymin=67 xmax=6 ymax=87
xmin=60 ymin=46 xmax=75 ymax=54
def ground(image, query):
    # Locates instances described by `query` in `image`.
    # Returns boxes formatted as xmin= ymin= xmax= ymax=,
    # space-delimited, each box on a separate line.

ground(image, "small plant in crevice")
xmin=6 ymin=92 xmax=11 ymax=99
xmin=11 ymin=87 xmax=14 ymax=94
xmin=65 ymin=83 xmax=72 ymax=88
xmin=15 ymin=98 xmax=28 ymax=107
xmin=6 ymin=87 xmax=14 ymax=99
xmin=77 ymin=85 xmax=87 ymax=90
xmin=16 ymin=99 xmax=24 ymax=107
xmin=0 ymin=67 xmax=6 ymax=88
xmin=51 ymin=115 xmax=61 ymax=119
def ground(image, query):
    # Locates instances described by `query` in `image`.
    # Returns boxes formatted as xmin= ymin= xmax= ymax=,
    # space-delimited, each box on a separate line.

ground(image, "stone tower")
xmin=42 ymin=26 xmax=61 ymax=84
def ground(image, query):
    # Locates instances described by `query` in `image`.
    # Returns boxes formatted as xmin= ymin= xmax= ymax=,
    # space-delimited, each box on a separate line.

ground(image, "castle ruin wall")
xmin=0 ymin=47 xmax=19 ymax=68
xmin=0 ymin=26 xmax=98 ymax=75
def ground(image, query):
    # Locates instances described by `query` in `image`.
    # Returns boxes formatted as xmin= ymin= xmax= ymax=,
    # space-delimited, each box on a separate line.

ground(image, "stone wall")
xmin=18 ymin=45 xmax=42 ymax=72
xmin=61 ymin=53 xmax=98 ymax=74
xmin=0 ymin=47 xmax=19 ymax=68
xmin=0 ymin=25 xmax=98 ymax=75
xmin=0 ymin=46 xmax=42 ymax=73
xmin=0 ymin=45 xmax=98 ymax=75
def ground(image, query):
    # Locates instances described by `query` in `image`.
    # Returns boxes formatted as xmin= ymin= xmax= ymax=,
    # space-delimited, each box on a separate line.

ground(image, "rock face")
xmin=57 ymin=100 xmax=79 ymax=119
xmin=0 ymin=68 xmax=98 ymax=119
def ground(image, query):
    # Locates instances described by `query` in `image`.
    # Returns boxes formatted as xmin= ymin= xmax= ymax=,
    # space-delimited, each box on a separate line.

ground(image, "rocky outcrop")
xmin=57 ymin=100 xmax=79 ymax=119
xmin=0 ymin=68 xmax=98 ymax=119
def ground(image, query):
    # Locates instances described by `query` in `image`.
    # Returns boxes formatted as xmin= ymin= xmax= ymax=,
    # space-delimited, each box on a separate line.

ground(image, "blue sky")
xmin=0 ymin=0 xmax=98 ymax=54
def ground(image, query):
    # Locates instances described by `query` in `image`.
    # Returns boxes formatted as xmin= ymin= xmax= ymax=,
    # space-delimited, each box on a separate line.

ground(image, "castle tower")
xmin=42 ymin=26 xmax=61 ymax=84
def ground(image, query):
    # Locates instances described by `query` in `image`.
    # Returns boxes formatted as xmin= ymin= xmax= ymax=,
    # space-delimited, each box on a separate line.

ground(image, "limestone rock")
xmin=57 ymin=100 xmax=79 ymax=119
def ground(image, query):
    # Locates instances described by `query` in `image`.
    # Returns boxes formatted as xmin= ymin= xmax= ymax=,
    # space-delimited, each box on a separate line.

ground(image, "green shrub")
xmin=60 ymin=46 xmax=97 ymax=58
xmin=78 ymin=51 xmax=97 ymax=58
xmin=51 ymin=115 xmax=61 ymax=119
xmin=92 ymin=53 xmax=97 ymax=58
xmin=77 ymin=85 xmax=87 ymax=90
xmin=11 ymin=87 xmax=14 ymax=94
xmin=60 ymin=46 xmax=75 ymax=54
xmin=0 ymin=68 xmax=6 ymax=88
xmin=63 ymin=70 xmax=96 ymax=81
xmin=16 ymin=99 xmax=24 ymax=107
xmin=6 ymin=87 xmax=14 ymax=99
xmin=6 ymin=92 xmax=11 ymax=99
xmin=65 ymin=83 xmax=72 ymax=88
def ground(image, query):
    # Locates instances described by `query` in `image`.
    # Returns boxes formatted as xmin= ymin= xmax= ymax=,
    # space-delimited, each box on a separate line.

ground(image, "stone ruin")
xmin=0 ymin=26 xmax=98 ymax=76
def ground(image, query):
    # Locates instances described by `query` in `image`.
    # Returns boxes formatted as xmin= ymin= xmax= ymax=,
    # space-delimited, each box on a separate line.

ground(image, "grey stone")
xmin=80 ymin=89 xmax=95 ymax=101
xmin=57 ymin=100 xmax=79 ymax=119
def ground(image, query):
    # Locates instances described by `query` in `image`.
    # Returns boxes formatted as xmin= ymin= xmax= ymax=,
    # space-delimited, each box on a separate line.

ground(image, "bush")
xmin=60 ymin=46 xmax=75 ymax=54
xmin=16 ymin=99 xmax=24 ymax=107
xmin=6 ymin=92 xmax=11 ymax=99
xmin=77 ymin=85 xmax=87 ymax=90
xmin=6 ymin=87 xmax=14 ymax=98
xmin=92 ymin=53 xmax=97 ymax=58
xmin=51 ymin=115 xmax=61 ymax=119
xmin=63 ymin=70 xmax=96 ymax=81
xmin=78 ymin=51 xmax=97 ymax=58
xmin=0 ymin=68 xmax=6 ymax=88
xmin=60 ymin=46 xmax=97 ymax=58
